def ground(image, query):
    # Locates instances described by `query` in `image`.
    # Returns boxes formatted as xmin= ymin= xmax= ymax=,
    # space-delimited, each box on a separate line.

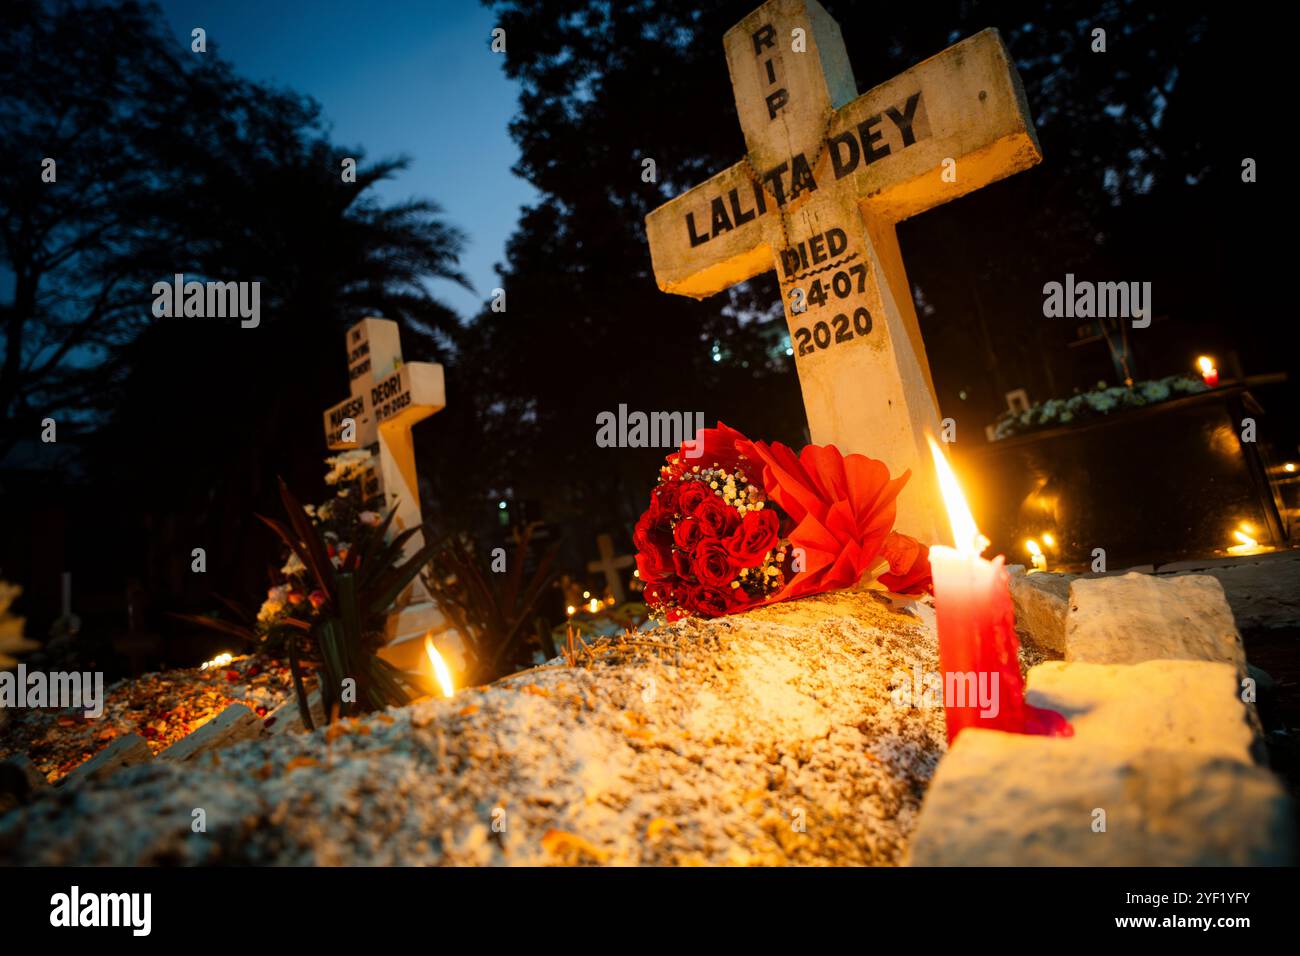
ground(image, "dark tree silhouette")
xmin=0 ymin=0 xmax=470 ymax=646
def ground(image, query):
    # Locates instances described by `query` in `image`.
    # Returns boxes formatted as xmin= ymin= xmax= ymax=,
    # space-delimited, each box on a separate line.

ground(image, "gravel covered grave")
xmin=0 ymin=587 xmax=947 ymax=865
xmin=0 ymin=657 xmax=299 ymax=782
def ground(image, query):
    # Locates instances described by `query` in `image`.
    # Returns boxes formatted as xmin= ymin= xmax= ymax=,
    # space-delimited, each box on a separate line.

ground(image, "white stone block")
xmin=1007 ymin=569 xmax=1074 ymax=654
xmin=906 ymin=660 xmax=1293 ymax=865
xmin=1066 ymin=571 xmax=1245 ymax=670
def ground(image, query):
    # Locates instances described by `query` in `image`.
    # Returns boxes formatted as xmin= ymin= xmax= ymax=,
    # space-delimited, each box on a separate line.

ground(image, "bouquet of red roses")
xmin=634 ymin=422 xmax=932 ymax=620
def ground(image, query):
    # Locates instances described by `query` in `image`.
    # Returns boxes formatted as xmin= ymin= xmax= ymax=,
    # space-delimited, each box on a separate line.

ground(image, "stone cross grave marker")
xmin=321 ymin=317 xmax=452 ymax=669
xmin=587 ymin=533 xmax=634 ymax=604
xmin=645 ymin=0 xmax=1042 ymax=545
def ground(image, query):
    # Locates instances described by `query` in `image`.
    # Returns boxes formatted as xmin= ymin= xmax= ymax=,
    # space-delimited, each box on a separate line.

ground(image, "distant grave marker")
xmin=321 ymin=317 xmax=453 ymax=669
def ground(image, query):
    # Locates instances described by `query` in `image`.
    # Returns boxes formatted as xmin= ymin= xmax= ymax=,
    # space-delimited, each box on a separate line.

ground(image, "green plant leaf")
xmin=287 ymin=631 xmax=315 ymax=733
xmin=366 ymin=531 xmax=441 ymax=618
xmin=276 ymin=477 xmax=335 ymax=599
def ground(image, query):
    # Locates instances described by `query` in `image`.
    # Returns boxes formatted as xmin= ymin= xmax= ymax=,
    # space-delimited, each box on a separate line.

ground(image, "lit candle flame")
xmin=1041 ymin=533 xmax=1055 ymax=549
xmin=423 ymin=635 xmax=455 ymax=698
xmin=1227 ymin=523 xmax=1265 ymax=555
xmin=199 ymin=652 xmax=234 ymax=671
xmin=588 ymin=597 xmax=600 ymax=614
xmin=1197 ymin=356 xmax=1215 ymax=375
xmin=1025 ymin=539 xmax=1042 ymax=557
xmin=927 ymin=436 xmax=987 ymax=558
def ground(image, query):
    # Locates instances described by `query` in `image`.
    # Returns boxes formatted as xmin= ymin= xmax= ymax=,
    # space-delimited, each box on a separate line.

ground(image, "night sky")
xmin=155 ymin=0 xmax=535 ymax=320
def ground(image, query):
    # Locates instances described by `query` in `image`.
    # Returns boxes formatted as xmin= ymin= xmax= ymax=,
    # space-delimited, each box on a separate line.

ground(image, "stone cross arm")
xmin=645 ymin=28 xmax=1040 ymax=299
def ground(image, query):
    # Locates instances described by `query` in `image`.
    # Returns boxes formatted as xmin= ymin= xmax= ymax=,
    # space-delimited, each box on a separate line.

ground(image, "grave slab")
xmin=262 ymin=688 xmax=326 ymax=737
xmin=60 ymin=732 xmax=152 ymax=788
xmin=1007 ymin=568 xmax=1075 ymax=654
xmin=0 ymin=588 xmax=948 ymax=865
xmin=1066 ymin=572 xmax=1246 ymax=670
xmin=158 ymin=703 xmax=260 ymax=762
xmin=1156 ymin=549 xmax=1300 ymax=631
xmin=907 ymin=660 xmax=1293 ymax=865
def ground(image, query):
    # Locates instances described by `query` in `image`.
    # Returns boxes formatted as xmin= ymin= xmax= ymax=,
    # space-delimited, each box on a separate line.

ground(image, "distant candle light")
xmin=1197 ymin=355 xmax=1219 ymax=387
xmin=1025 ymin=539 xmax=1048 ymax=573
xmin=1227 ymin=526 xmax=1268 ymax=556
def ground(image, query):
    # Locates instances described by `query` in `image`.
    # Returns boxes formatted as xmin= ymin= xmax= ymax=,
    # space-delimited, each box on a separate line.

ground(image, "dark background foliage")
xmin=0 ymin=0 xmax=1293 ymax=671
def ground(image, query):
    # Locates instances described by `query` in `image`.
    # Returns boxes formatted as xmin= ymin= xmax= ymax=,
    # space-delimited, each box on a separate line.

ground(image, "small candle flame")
xmin=1197 ymin=356 xmax=1215 ymax=375
xmin=423 ymin=635 xmax=455 ymax=698
xmin=1227 ymin=523 xmax=1266 ymax=555
xmin=927 ymin=436 xmax=987 ymax=557
xmin=588 ymin=597 xmax=601 ymax=614
xmin=1025 ymin=539 xmax=1042 ymax=557
xmin=199 ymin=652 xmax=234 ymax=671
xmin=1041 ymin=532 xmax=1056 ymax=549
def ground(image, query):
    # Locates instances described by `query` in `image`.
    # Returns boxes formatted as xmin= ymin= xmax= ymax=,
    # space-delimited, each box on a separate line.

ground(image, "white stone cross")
xmin=320 ymin=317 xmax=452 ymax=668
xmin=587 ymin=533 xmax=634 ymax=604
xmin=645 ymin=0 xmax=1042 ymax=545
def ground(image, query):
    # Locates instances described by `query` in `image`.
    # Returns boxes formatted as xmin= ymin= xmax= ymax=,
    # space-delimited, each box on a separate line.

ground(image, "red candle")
xmin=927 ymin=438 xmax=1072 ymax=744
xmin=1197 ymin=356 xmax=1219 ymax=388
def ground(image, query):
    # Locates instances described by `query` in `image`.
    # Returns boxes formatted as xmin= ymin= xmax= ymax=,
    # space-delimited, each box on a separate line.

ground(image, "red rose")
xmin=877 ymin=532 xmax=933 ymax=595
xmin=653 ymin=481 xmax=681 ymax=517
xmin=677 ymin=480 xmax=710 ymax=516
xmin=678 ymin=579 xmax=756 ymax=617
xmin=726 ymin=508 xmax=779 ymax=564
xmin=636 ymin=550 xmax=670 ymax=587
xmin=694 ymin=494 xmax=739 ymax=538
xmin=691 ymin=539 xmax=738 ymax=588
xmin=634 ymin=511 xmax=673 ymax=580
xmin=672 ymin=549 xmax=694 ymax=581
xmin=642 ymin=578 xmax=673 ymax=607
xmin=673 ymin=516 xmax=705 ymax=550
xmin=666 ymin=421 xmax=752 ymax=474
xmin=688 ymin=585 xmax=740 ymax=617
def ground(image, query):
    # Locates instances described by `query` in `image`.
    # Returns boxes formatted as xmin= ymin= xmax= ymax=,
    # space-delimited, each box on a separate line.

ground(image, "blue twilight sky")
xmin=157 ymin=0 xmax=535 ymax=320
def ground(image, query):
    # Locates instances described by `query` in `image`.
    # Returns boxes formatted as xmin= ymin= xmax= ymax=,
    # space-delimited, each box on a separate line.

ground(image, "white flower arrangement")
xmin=993 ymin=375 xmax=1209 ymax=440
xmin=324 ymin=450 xmax=374 ymax=486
